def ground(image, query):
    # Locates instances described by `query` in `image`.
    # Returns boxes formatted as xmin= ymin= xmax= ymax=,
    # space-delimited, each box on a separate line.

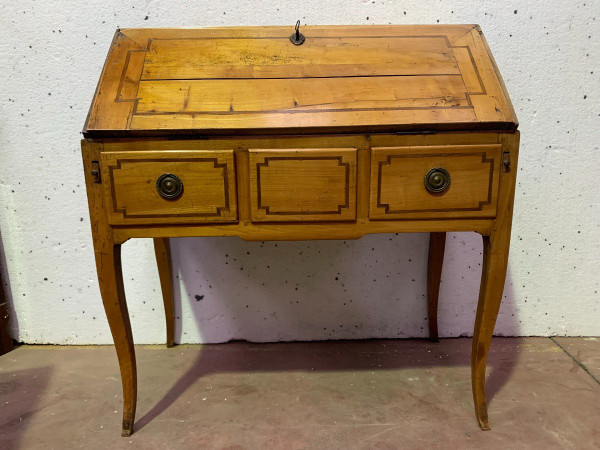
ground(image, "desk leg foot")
xmin=427 ymin=232 xmax=445 ymax=342
xmin=471 ymin=229 xmax=510 ymax=431
xmin=121 ymin=413 xmax=134 ymax=437
xmin=154 ymin=238 xmax=175 ymax=348
xmin=96 ymin=242 xmax=137 ymax=437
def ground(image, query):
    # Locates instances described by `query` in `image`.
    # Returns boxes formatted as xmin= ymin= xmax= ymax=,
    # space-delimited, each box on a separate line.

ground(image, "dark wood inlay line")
xmin=109 ymin=158 xmax=231 ymax=219
xmin=135 ymin=105 xmax=472 ymax=117
xmin=113 ymin=31 xmax=496 ymax=131
xmin=120 ymin=33 xmax=494 ymax=127
xmin=115 ymin=50 xmax=147 ymax=103
xmin=139 ymin=74 xmax=464 ymax=82
xmin=256 ymin=156 xmax=351 ymax=216
xmin=145 ymin=35 xmax=455 ymax=46
xmin=376 ymin=152 xmax=495 ymax=214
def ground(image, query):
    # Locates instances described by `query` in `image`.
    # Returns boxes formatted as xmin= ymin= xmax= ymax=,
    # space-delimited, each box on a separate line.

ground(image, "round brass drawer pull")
xmin=156 ymin=173 xmax=183 ymax=199
xmin=424 ymin=168 xmax=450 ymax=193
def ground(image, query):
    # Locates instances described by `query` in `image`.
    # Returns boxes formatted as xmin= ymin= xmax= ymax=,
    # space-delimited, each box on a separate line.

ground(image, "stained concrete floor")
xmin=1 ymin=338 xmax=599 ymax=449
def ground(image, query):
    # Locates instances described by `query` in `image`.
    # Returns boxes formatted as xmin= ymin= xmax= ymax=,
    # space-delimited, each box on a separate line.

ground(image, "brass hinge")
xmin=502 ymin=151 xmax=511 ymax=172
xmin=91 ymin=161 xmax=101 ymax=183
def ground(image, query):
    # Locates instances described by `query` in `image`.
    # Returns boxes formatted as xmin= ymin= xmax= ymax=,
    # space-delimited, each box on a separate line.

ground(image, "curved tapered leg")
xmin=96 ymin=242 xmax=137 ymax=436
xmin=427 ymin=232 xmax=446 ymax=342
xmin=471 ymin=230 xmax=509 ymax=430
xmin=471 ymin=132 xmax=519 ymax=430
xmin=83 ymin=140 xmax=137 ymax=437
xmin=154 ymin=238 xmax=175 ymax=347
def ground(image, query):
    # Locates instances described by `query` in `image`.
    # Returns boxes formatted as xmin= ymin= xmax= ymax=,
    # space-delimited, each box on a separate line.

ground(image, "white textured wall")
xmin=0 ymin=1 xmax=599 ymax=344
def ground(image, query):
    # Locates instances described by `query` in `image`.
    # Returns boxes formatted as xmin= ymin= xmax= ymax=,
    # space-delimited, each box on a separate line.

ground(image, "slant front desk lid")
xmin=83 ymin=25 xmax=518 ymax=138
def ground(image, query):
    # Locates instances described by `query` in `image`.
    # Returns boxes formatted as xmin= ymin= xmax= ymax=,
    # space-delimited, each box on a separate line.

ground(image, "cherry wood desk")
xmin=82 ymin=25 xmax=519 ymax=436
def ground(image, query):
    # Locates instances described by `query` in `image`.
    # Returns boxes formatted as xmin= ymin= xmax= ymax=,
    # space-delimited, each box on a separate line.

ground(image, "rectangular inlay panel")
xmin=83 ymin=26 xmax=518 ymax=138
xmin=101 ymin=150 xmax=237 ymax=225
xmin=249 ymin=149 xmax=357 ymax=222
xmin=370 ymin=144 xmax=501 ymax=220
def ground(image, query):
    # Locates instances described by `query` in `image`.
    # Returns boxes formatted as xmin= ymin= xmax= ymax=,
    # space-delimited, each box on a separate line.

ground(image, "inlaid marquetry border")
xmin=255 ymin=156 xmax=351 ymax=216
xmin=85 ymin=27 xmax=518 ymax=138
xmin=115 ymin=50 xmax=146 ymax=102
xmin=127 ymin=35 xmax=486 ymax=118
xmin=108 ymin=158 xmax=231 ymax=219
xmin=376 ymin=152 xmax=495 ymax=214
xmin=113 ymin=49 xmax=147 ymax=129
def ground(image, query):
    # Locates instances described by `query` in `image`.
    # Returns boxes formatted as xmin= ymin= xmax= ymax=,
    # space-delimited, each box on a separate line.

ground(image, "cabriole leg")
xmin=83 ymin=140 xmax=137 ymax=436
xmin=471 ymin=132 xmax=519 ymax=430
xmin=95 ymin=241 xmax=137 ymax=436
xmin=471 ymin=229 xmax=510 ymax=430
xmin=427 ymin=232 xmax=446 ymax=341
xmin=154 ymin=237 xmax=175 ymax=347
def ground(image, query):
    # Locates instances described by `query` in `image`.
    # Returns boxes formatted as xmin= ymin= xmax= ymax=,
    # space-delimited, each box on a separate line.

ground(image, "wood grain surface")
xmin=249 ymin=148 xmax=357 ymax=222
xmin=83 ymin=25 xmax=517 ymax=137
xmin=101 ymin=150 xmax=237 ymax=224
xmin=370 ymin=144 xmax=501 ymax=219
xmin=81 ymin=25 xmax=520 ymax=436
xmin=427 ymin=232 xmax=446 ymax=342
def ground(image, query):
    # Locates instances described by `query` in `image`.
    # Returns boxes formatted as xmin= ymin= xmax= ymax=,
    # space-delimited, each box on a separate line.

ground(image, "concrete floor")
xmin=0 ymin=338 xmax=599 ymax=449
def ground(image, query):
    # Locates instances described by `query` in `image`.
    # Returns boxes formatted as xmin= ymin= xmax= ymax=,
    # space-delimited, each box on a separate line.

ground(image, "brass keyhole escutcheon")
xmin=424 ymin=168 xmax=450 ymax=193
xmin=156 ymin=173 xmax=183 ymax=199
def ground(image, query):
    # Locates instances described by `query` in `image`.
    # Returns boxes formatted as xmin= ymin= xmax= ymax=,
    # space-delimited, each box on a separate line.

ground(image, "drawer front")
xmin=249 ymin=149 xmax=357 ymax=222
xmin=101 ymin=150 xmax=237 ymax=225
xmin=370 ymin=145 xmax=501 ymax=220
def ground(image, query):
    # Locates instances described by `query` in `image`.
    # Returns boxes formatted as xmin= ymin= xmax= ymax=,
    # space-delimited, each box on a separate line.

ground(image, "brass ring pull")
xmin=156 ymin=173 xmax=183 ymax=199
xmin=424 ymin=168 xmax=450 ymax=193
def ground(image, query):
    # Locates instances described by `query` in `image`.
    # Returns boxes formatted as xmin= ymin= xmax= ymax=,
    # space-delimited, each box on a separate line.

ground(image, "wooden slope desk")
xmin=81 ymin=25 xmax=519 ymax=436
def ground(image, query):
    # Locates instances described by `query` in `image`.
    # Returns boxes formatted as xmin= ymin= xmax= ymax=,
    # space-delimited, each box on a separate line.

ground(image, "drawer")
xmin=101 ymin=150 xmax=237 ymax=225
xmin=249 ymin=149 xmax=357 ymax=222
xmin=370 ymin=145 xmax=501 ymax=220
